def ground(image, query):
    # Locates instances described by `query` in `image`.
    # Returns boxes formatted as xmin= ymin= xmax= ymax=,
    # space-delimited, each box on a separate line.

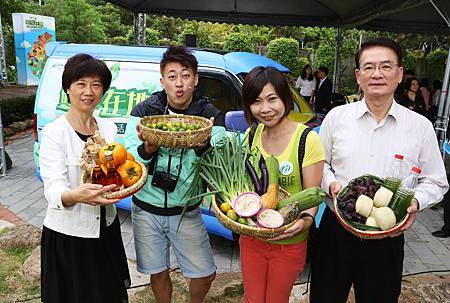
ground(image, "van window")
xmin=197 ymin=73 xmax=242 ymax=114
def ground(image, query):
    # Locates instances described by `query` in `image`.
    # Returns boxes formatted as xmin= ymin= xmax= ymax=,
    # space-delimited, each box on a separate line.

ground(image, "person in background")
xmin=295 ymin=64 xmax=316 ymax=104
xmin=394 ymin=69 xmax=415 ymax=100
xmin=39 ymin=54 xmax=130 ymax=303
xmin=314 ymin=66 xmax=333 ymax=114
xmin=430 ymin=80 xmax=442 ymax=122
xmin=124 ymin=45 xmax=225 ymax=303
xmin=398 ymin=77 xmax=427 ymax=116
xmin=419 ymin=78 xmax=431 ymax=112
xmin=240 ymin=66 xmax=324 ymax=303
xmin=311 ymin=38 xmax=448 ymax=303
xmin=432 ymin=120 xmax=450 ymax=238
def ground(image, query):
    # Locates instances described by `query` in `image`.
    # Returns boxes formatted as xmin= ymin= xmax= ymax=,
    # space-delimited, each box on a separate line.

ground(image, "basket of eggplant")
xmin=333 ymin=174 xmax=413 ymax=239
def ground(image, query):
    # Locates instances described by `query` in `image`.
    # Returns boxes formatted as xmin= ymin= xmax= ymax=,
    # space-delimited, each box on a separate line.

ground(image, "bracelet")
xmin=300 ymin=212 xmax=315 ymax=221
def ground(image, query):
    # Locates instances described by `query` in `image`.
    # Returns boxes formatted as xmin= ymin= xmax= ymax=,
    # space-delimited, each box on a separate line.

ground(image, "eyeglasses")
xmin=359 ymin=62 xmax=398 ymax=75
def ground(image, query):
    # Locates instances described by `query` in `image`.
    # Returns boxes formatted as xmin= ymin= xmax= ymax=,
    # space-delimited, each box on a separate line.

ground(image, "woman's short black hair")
xmin=62 ymin=53 xmax=112 ymax=95
xmin=242 ymin=66 xmax=292 ymax=126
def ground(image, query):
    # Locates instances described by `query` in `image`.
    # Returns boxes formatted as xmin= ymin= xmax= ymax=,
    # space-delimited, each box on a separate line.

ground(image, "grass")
xmin=129 ymin=272 xmax=244 ymax=303
xmin=0 ymin=243 xmax=244 ymax=303
xmin=0 ymin=247 xmax=40 ymax=303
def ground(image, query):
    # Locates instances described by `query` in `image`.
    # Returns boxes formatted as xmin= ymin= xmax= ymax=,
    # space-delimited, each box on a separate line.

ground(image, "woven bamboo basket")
xmin=81 ymin=161 xmax=148 ymax=200
xmin=211 ymin=188 xmax=299 ymax=239
xmin=138 ymin=115 xmax=212 ymax=148
xmin=333 ymin=176 xmax=410 ymax=240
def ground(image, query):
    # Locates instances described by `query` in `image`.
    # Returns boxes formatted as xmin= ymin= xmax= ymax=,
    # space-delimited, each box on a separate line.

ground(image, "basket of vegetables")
xmin=138 ymin=114 xmax=212 ymax=148
xmin=183 ymin=134 xmax=325 ymax=239
xmin=211 ymin=186 xmax=325 ymax=239
xmin=80 ymin=133 xmax=148 ymax=200
xmin=334 ymin=174 xmax=413 ymax=239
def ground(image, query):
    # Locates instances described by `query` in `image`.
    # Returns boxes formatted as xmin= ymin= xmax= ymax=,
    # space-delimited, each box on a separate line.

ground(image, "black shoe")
xmin=432 ymin=229 xmax=450 ymax=238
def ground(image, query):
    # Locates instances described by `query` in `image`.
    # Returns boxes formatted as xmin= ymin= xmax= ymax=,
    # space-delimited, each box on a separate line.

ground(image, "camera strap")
xmin=152 ymin=148 xmax=185 ymax=182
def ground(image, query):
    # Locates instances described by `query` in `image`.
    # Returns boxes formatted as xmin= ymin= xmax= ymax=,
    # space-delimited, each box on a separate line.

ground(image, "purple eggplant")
xmin=245 ymin=158 xmax=263 ymax=195
xmin=259 ymin=156 xmax=268 ymax=194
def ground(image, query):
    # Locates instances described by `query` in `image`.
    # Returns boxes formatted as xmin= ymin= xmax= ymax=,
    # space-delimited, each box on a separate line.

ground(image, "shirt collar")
xmin=356 ymin=98 xmax=400 ymax=121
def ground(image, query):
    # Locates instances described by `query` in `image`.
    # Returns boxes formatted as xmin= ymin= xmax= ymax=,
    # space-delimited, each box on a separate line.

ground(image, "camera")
xmin=151 ymin=170 xmax=178 ymax=192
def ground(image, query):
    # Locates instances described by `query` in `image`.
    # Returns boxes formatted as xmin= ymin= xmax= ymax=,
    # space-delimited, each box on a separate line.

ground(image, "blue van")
xmin=33 ymin=42 xmax=318 ymax=240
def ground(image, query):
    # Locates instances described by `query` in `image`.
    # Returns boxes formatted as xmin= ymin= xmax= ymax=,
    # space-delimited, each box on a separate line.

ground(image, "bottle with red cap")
xmin=401 ymin=166 xmax=421 ymax=189
xmin=384 ymin=154 xmax=406 ymax=192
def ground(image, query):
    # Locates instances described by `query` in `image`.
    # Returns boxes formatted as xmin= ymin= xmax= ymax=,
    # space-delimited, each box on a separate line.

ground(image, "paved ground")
xmin=1 ymin=133 xmax=449 ymax=280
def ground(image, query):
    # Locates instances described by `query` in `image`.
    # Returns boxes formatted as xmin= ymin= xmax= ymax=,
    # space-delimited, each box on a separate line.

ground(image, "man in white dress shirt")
xmin=310 ymin=38 xmax=448 ymax=303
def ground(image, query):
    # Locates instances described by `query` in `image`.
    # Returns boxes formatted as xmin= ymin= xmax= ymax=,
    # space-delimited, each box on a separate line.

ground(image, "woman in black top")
xmin=398 ymin=77 xmax=426 ymax=116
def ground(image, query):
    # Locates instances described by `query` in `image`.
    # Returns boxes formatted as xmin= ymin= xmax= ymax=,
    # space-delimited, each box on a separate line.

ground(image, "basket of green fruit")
xmin=334 ymin=174 xmax=412 ymax=239
xmin=138 ymin=114 xmax=212 ymax=148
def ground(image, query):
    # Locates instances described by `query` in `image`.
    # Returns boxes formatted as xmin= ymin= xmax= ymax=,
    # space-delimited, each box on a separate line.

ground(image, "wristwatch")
xmin=300 ymin=212 xmax=315 ymax=221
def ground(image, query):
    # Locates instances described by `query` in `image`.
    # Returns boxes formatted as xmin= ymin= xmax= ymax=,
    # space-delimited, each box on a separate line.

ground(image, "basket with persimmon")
xmin=80 ymin=131 xmax=148 ymax=199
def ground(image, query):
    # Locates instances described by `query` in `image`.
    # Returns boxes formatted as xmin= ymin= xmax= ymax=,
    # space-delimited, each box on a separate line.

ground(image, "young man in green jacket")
xmin=124 ymin=46 xmax=225 ymax=303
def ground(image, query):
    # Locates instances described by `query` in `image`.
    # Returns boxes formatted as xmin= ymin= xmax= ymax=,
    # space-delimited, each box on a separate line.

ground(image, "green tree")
xmin=35 ymin=0 xmax=107 ymax=43
xmin=224 ymin=32 xmax=254 ymax=52
xmin=126 ymin=28 xmax=161 ymax=46
xmin=427 ymin=49 xmax=448 ymax=82
xmin=95 ymin=2 xmax=132 ymax=42
xmin=267 ymin=37 xmax=301 ymax=76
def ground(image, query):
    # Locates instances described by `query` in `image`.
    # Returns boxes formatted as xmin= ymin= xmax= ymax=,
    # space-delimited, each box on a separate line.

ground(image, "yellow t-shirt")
xmin=250 ymin=123 xmax=325 ymax=244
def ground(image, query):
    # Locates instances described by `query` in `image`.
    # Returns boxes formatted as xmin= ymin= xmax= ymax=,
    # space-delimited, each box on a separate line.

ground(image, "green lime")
xmin=237 ymin=218 xmax=248 ymax=225
xmin=226 ymin=209 xmax=238 ymax=221
xmin=174 ymin=122 xmax=182 ymax=128
xmin=156 ymin=122 xmax=164 ymax=129
xmin=162 ymin=126 xmax=168 ymax=131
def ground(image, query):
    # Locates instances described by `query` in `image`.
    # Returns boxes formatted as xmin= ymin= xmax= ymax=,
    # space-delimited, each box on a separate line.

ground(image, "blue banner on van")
xmin=12 ymin=13 xmax=56 ymax=86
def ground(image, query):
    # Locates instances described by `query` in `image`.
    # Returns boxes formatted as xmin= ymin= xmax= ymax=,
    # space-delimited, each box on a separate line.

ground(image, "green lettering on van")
xmin=55 ymin=86 xmax=154 ymax=117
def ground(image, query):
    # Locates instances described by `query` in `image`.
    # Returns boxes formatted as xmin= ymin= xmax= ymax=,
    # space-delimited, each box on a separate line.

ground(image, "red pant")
xmin=239 ymin=236 xmax=307 ymax=303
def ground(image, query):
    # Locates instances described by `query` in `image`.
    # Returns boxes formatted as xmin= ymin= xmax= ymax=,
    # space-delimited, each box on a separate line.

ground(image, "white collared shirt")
xmin=295 ymin=77 xmax=316 ymax=97
xmin=319 ymin=76 xmax=327 ymax=89
xmin=319 ymin=99 xmax=448 ymax=210
xmin=40 ymin=115 xmax=118 ymax=238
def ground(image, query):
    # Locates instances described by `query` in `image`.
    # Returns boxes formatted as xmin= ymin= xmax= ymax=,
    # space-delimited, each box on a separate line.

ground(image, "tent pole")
xmin=134 ymin=12 xmax=147 ymax=46
xmin=332 ymin=27 xmax=342 ymax=93
xmin=438 ymin=48 xmax=450 ymax=120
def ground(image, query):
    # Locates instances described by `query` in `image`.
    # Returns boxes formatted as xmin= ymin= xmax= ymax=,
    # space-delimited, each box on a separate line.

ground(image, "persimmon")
xmin=99 ymin=142 xmax=127 ymax=167
xmin=116 ymin=160 xmax=142 ymax=188
xmin=126 ymin=152 xmax=135 ymax=161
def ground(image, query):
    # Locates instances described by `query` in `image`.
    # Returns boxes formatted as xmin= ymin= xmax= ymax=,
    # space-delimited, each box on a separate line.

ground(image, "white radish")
xmin=355 ymin=195 xmax=373 ymax=218
xmin=373 ymin=187 xmax=394 ymax=207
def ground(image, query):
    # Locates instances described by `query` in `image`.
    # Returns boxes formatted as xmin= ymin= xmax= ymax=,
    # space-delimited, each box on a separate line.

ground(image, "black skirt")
xmin=41 ymin=210 xmax=130 ymax=303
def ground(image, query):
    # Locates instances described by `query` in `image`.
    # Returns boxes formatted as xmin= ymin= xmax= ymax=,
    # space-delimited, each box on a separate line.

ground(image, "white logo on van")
xmin=279 ymin=161 xmax=293 ymax=175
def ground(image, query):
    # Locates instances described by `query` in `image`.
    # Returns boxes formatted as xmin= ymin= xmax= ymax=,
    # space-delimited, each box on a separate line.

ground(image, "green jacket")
xmin=124 ymin=91 xmax=226 ymax=209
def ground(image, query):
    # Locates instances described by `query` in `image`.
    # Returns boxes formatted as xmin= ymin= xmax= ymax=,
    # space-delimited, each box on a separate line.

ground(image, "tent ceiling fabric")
xmin=108 ymin=0 xmax=449 ymax=34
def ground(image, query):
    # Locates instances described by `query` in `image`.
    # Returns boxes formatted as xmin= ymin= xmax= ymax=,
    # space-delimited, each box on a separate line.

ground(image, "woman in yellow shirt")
xmin=240 ymin=66 xmax=324 ymax=303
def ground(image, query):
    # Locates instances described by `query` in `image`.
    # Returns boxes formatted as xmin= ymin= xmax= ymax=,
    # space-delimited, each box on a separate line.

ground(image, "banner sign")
xmin=12 ymin=13 xmax=56 ymax=85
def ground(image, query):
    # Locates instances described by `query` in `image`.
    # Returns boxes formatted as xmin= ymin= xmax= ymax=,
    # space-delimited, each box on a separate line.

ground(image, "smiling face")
xmin=67 ymin=76 xmax=104 ymax=113
xmin=249 ymin=83 xmax=286 ymax=128
xmin=160 ymin=62 xmax=198 ymax=110
xmin=355 ymin=46 xmax=403 ymax=102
